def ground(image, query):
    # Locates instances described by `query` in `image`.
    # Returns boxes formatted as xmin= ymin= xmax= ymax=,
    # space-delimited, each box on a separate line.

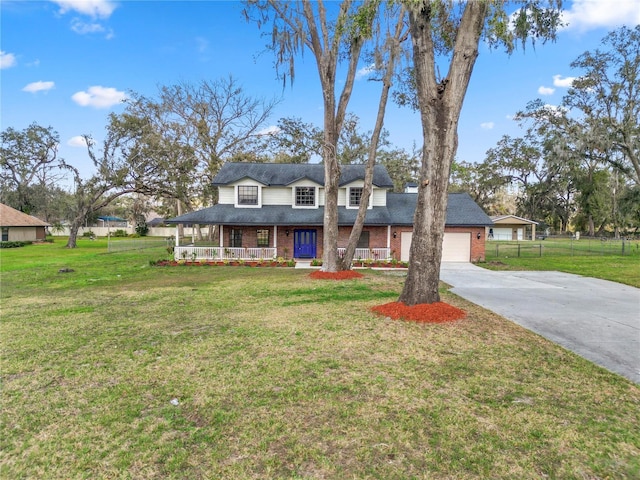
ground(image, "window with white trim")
xmin=237 ymin=185 xmax=258 ymax=205
xmin=348 ymin=187 xmax=364 ymax=207
xmin=294 ymin=186 xmax=316 ymax=207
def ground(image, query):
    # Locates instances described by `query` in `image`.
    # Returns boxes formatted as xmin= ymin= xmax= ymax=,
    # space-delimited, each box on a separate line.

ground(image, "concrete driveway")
xmin=439 ymin=263 xmax=640 ymax=384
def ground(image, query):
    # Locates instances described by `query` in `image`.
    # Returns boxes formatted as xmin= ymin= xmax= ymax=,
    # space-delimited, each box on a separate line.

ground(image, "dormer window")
xmin=348 ymin=187 xmax=363 ymax=207
xmin=294 ymin=186 xmax=316 ymax=207
xmin=346 ymin=186 xmax=373 ymax=209
xmin=237 ymin=185 xmax=258 ymax=206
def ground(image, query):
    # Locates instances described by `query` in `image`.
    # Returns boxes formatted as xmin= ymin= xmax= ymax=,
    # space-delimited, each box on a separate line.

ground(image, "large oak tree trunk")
xmin=322 ymin=131 xmax=342 ymax=271
xmin=66 ymin=217 xmax=84 ymax=249
xmin=399 ymin=111 xmax=455 ymax=304
xmin=399 ymin=1 xmax=486 ymax=305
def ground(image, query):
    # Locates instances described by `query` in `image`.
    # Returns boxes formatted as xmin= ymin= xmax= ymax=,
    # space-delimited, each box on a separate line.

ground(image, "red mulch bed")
xmin=371 ymin=301 xmax=466 ymax=323
xmin=309 ymin=270 xmax=364 ymax=280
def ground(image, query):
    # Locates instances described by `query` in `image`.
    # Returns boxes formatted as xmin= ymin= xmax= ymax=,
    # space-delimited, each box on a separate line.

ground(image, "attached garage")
xmin=400 ymin=231 xmax=471 ymax=262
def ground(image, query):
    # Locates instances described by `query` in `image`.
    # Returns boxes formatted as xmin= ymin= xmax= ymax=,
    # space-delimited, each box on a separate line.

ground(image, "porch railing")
xmin=338 ymin=248 xmax=391 ymax=261
xmin=174 ymin=246 xmax=277 ymax=261
xmin=174 ymin=246 xmax=390 ymax=261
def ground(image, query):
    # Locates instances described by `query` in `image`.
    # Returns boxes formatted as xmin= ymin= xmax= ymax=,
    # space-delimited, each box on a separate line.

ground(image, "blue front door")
xmin=294 ymin=229 xmax=317 ymax=258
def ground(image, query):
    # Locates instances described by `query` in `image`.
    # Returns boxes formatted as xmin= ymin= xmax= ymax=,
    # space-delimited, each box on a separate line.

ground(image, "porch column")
xmin=387 ymin=225 xmax=391 ymax=250
xmin=175 ymin=226 xmax=179 ymax=247
xmin=274 ymin=225 xmax=278 ymax=249
xmin=219 ymin=225 xmax=224 ymax=259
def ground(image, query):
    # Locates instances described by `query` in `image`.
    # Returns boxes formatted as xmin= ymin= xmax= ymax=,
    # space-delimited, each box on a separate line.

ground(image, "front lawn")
xmin=1 ymin=241 xmax=639 ymax=478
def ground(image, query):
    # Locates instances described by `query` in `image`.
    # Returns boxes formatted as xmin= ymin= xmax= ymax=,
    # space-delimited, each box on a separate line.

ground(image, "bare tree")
xmin=125 ymin=77 xmax=279 ymax=239
xmin=65 ymin=114 xmax=161 ymax=248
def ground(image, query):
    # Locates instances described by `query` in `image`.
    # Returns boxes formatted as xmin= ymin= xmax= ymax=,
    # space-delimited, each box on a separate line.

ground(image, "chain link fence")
xmin=107 ymin=237 xmax=174 ymax=254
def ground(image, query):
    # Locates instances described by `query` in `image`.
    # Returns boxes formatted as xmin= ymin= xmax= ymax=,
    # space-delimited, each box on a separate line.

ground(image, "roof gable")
xmin=212 ymin=163 xmax=394 ymax=189
xmin=0 ymin=203 xmax=50 ymax=227
xmin=491 ymin=215 xmax=538 ymax=225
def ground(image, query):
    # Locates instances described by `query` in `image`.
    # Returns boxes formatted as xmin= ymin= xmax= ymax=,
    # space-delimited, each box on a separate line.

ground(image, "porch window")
xmin=238 ymin=186 xmax=258 ymax=205
xmin=295 ymin=186 xmax=315 ymax=207
xmin=357 ymin=231 xmax=370 ymax=249
xmin=349 ymin=187 xmax=363 ymax=207
xmin=230 ymin=229 xmax=242 ymax=247
xmin=256 ymin=229 xmax=269 ymax=247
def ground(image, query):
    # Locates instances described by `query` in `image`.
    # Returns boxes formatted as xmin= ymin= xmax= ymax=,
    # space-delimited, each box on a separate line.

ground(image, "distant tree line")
xmin=449 ymin=25 xmax=640 ymax=238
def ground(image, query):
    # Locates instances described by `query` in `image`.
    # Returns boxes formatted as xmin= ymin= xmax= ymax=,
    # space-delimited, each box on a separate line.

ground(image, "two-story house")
xmin=167 ymin=163 xmax=493 ymax=263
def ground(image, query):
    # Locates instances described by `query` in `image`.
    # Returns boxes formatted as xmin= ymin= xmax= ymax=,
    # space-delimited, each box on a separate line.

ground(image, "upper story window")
xmin=237 ymin=185 xmax=258 ymax=206
xmin=295 ymin=186 xmax=316 ymax=207
xmin=348 ymin=187 xmax=364 ymax=207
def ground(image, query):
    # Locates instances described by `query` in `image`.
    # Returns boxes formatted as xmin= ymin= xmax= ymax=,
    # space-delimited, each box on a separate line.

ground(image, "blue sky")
xmin=2 ymin=0 xmax=640 ymax=183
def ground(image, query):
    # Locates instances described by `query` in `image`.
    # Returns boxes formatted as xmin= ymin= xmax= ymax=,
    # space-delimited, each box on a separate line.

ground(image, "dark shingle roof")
xmin=167 ymin=204 xmax=391 ymax=226
xmin=385 ymin=192 xmax=493 ymax=226
xmin=212 ymin=163 xmax=395 ymax=188
xmin=167 ymin=192 xmax=493 ymax=227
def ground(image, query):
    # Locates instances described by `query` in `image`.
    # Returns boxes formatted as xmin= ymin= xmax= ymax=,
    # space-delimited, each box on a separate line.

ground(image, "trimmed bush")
xmin=0 ymin=241 xmax=28 ymax=248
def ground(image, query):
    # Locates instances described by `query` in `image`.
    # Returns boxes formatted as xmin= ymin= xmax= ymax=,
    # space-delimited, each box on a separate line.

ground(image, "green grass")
xmin=1 ymin=240 xmax=639 ymax=479
xmin=484 ymin=238 xmax=640 ymax=288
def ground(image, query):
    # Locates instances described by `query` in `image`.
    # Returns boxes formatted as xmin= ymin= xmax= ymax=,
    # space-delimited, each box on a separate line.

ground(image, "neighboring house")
xmin=97 ymin=216 xmax=128 ymax=228
xmin=167 ymin=163 xmax=493 ymax=263
xmin=147 ymin=217 xmax=166 ymax=227
xmin=0 ymin=203 xmax=50 ymax=242
xmin=488 ymin=215 xmax=538 ymax=241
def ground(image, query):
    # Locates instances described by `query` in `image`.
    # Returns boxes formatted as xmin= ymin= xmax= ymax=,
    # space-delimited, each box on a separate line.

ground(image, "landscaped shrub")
xmin=112 ymin=229 xmax=127 ymax=237
xmin=82 ymin=231 xmax=95 ymax=238
xmin=135 ymin=223 xmax=149 ymax=236
xmin=0 ymin=241 xmax=28 ymax=248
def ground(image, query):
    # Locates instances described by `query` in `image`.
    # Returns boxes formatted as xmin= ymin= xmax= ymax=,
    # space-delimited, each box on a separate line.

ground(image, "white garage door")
xmin=401 ymin=232 xmax=471 ymax=262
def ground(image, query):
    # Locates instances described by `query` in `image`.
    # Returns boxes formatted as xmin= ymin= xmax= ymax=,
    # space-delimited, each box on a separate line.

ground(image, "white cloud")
xmin=561 ymin=0 xmax=640 ymax=32
xmin=71 ymin=18 xmax=105 ymax=34
xmin=22 ymin=81 xmax=55 ymax=93
xmin=553 ymin=75 xmax=576 ymax=88
xmin=68 ymin=136 xmax=89 ymax=147
xmin=480 ymin=122 xmax=495 ymax=130
xmin=356 ymin=63 xmax=376 ymax=80
xmin=71 ymin=86 xmax=127 ymax=108
xmin=195 ymin=36 xmax=209 ymax=54
xmin=257 ymin=125 xmax=280 ymax=136
xmin=538 ymin=86 xmax=555 ymax=96
xmin=1 ymin=51 xmax=17 ymax=69
xmin=52 ymin=0 xmax=117 ymax=19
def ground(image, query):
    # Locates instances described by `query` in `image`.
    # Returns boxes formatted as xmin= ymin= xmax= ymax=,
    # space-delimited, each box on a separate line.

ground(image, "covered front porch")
xmin=172 ymin=224 xmax=392 ymax=262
